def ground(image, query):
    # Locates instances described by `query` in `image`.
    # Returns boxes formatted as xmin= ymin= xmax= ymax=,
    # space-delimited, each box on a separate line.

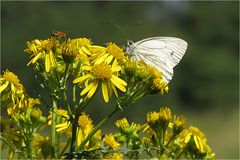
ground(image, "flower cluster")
xmin=142 ymin=107 xmax=215 ymax=159
xmin=0 ymin=70 xmax=46 ymax=159
xmin=1 ymin=33 xmax=215 ymax=159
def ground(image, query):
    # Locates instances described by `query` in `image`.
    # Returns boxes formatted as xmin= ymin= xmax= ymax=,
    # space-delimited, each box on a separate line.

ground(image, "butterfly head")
xmin=124 ymin=40 xmax=135 ymax=54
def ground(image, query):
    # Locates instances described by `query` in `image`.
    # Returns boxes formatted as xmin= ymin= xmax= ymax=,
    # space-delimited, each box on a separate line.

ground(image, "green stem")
xmin=77 ymin=107 xmax=120 ymax=151
xmin=70 ymin=120 xmax=77 ymax=152
xmin=63 ymin=90 xmax=72 ymax=115
xmin=26 ymin=136 xmax=33 ymax=159
xmin=51 ymin=99 xmax=57 ymax=159
xmin=63 ymin=64 xmax=70 ymax=86
xmin=73 ymin=85 xmax=77 ymax=109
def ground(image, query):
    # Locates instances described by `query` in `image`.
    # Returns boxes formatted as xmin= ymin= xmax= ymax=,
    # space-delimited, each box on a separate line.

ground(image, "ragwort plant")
xmin=0 ymin=33 xmax=215 ymax=159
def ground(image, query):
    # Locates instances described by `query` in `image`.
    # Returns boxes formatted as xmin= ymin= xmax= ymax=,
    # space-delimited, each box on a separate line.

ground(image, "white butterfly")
xmin=126 ymin=37 xmax=188 ymax=83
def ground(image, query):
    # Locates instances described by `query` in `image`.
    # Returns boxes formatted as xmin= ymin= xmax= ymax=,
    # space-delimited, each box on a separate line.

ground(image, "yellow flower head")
xmin=104 ymin=133 xmax=120 ymax=150
xmin=93 ymin=42 xmax=126 ymax=65
xmin=78 ymin=112 xmax=93 ymax=129
xmin=124 ymin=60 xmax=153 ymax=81
xmin=115 ymin=118 xmax=129 ymax=130
xmin=172 ymin=115 xmax=186 ymax=134
xmin=146 ymin=107 xmax=171 ymax=131
xmin=152 ymin=77 xmax=169 ymax=94
xmin=76 ymin=113 xmax=101 ymax=150
xmin=71 ymin=38 xmax=92 ymax=56
xmin=180 ymin=126 xmax=209 ymax=154
xmin=146 ymin=111 xmax=160 ymax=128
xmin=61 ymin=39 xmax=78 ymax=63
xmin=0 ymin=70 xmax=39 ymax=116
xmin=0 ymin=70 xmax=24 ymax=94
xmin=106 ymin=42 xmax=126 ymax=63
xmin=73 ymin=61 xmax=127 ymax=103
xmin=159 ymin=107 xmax=172 ymax=122
xmin=25 ymin=39 xmax=59 ymax=72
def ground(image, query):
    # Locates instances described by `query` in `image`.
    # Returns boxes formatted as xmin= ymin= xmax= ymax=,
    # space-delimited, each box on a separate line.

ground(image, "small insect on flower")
xmin=51 ymin=31 xmax=67 ymax=39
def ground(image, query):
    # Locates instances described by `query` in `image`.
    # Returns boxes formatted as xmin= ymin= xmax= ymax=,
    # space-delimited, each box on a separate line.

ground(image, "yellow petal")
xmin=49 ymin=50 xmax=57 ymax=67
xmin=111 ymin=83 xmax=118 ymax=97
xmin=80 ymin=82 xmax=95 ymax=96
xmin=87 ymin=82 xmax=98 ymax=98
xmin=197 ymin=136 xmax=204 ymax=153
xmin=112 ymin=59 xmax=118 ymax=68
xmin=45 ymin=53 xmax=50 ymax=72
xmin=56 ymin=122 xmax=69 ymax=132
xmin=111 ymin=77 xmax=126 ymax=92
xmin=194 ymin=135 xmax=200 ymax=150
xmin=111 ymin=75 xmax=127 ymax=86
xmin=94 ymin=54 xmax=108 ymax=64
xmin=31 ymin=52 xmax=43 ymax=64
xmin=112 ymin=66 xmax=121 ymax=72
xmin=105 ymin=55 xmax=113 ymax=64
xmin=91 ymin=45 xmax=106 ymax=50
xmin=0 ymin=82 xmax=9 ymax=93
xmin=184 ymin=133 xmax=191 ymax=144
xmin=82 ymin=46 xmax=91 ymax=55
xmin=73 ymin=74 xmax=91 ymax=84
xmin=102 ymin=82 xmax=109 ymax=103
xmin=81 ymin=66 xmax=92 ymax=71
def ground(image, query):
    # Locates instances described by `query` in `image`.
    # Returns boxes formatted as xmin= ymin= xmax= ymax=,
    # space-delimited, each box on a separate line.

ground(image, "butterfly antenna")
xmin=111 ymin=20 xmax=132 ymax=41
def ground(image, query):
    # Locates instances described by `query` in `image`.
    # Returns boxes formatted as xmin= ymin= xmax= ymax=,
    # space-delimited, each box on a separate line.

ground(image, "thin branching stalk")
xmin=51 ymin=99 xmax=57 ymax=159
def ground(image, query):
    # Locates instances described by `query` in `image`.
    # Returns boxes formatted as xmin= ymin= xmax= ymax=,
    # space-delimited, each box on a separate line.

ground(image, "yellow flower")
xmin=71 ymin=38 xmax=92 ymax=55
xmin=0 ymin=69 xmax=24 ymax=94
xmin=61 ymin=39 xmax=78 ymax=63
xmin=147 ymin=65 xmax=169 ymax=94
xmin=73 ymin=61 xmax=127 ymax=103
xmin=77 ymin=113 xmax=101 ymax=150
xmin=104 ymin=133 xmax=120 ymax=150
xmin=0 ymin=70 xmax=40 ymax=116
xmin=78 ymin=112 xmax=93 ymax=129
xmin=152 ymin=77 xmax=169 ymax=94
xmin=25 ymin=39 xmax=59 ymax=72
xmin=146 ymin=107 xmax=171 ymax=132
xmin=172 ymin=115 xmax=186 ymax=134
xmin=115 ymin=118 xmax=129 ymax=130
xmin=180 ymin=126 xmax=209 ymax=154
xmin=93 ymin=42 xmax=126 ymax=65
xmin=124 ymin=60 xmax=152 ymax=79
xmin=159 ymin=107 xmax=172 ymax=122
xmin=77 ymin=112 xmax=94 ymax=147
xmin=115 ymin=118 xmax=141 ymax=135
xmin=146 ymin=111 xmax=160 ymax=125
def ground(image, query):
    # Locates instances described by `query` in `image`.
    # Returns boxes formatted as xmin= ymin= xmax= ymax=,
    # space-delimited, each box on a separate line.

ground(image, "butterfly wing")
xmin=126 ymin=37 xmax=188 ymax=83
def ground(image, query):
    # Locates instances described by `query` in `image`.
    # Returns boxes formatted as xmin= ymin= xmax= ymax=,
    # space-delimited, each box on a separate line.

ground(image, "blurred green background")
xmin=1 ymin=1 xmax=239 ymax=158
